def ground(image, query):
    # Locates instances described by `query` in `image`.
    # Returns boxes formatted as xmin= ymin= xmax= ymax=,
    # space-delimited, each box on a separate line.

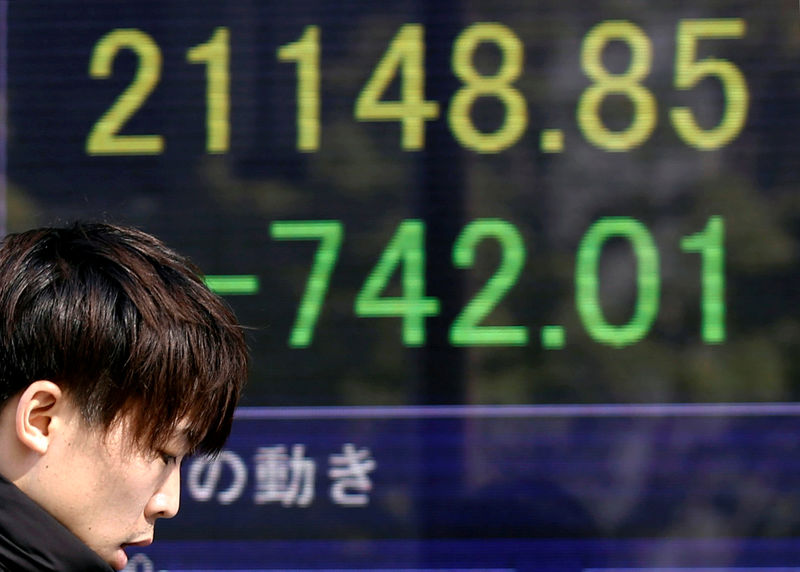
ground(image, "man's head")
xmin=0 ymin=222 xmax=248 ymax=569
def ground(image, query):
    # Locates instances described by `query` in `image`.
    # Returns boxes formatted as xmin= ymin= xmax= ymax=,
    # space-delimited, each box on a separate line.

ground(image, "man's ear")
xmin=15 ymin=381 xmax=64 ymax=455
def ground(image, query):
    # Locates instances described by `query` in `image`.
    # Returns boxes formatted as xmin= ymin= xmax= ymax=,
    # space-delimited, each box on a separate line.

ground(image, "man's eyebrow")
xmin=175 ymin=425 xmax=201 ymax=453
xmin=176 ymin=434 xmax=192 ymax=451
xmin=156 ymin=423 xmax=193 ymax=453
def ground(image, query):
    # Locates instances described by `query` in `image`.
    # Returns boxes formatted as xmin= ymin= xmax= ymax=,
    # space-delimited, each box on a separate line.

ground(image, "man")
xmin=0 ymin=222 xmax=248 ymax=571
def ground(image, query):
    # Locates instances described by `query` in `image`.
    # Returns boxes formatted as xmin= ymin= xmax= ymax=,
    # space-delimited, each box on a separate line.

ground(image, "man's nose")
xmin=145 ymin=465 xmax=181 ymax=521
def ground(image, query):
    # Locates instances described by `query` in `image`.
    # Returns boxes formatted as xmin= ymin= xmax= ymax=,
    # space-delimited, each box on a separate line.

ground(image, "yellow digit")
xmin=670 ymin=19 xmax=748 ymax=150
xmin=448 ymin=22 xmax=527 ymax=153
xmin=86 ymin=29 xmax=163 ymax=155
xmin=355 ymin=24 xmax=439 ymax=150
xmin=187 ymin=27 xmax=230 ymax=153
xmin=278 ymin=26 xmax=320 ymax=152
xmin=577 ymin=21 xmax=656 ymax=152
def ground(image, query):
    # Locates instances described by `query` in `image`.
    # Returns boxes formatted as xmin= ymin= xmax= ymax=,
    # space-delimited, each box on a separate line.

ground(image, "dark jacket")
xmin=0 ymin=474 xmax=113 ymax=571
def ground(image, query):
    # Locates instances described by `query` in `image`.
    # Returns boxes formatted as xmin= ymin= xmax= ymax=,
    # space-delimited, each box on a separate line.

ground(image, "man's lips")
xmin=122 ymin=537 xmax=153 ymax=549
xmin=112 ymin=540 xmax=153 ymax=572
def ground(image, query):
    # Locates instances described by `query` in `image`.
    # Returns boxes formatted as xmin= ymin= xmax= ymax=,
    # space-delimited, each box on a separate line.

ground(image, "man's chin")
xmin=110 ymin=546 xmax=128 ymax=571
xmin=113 ymin=538 xmax=154 ymax=570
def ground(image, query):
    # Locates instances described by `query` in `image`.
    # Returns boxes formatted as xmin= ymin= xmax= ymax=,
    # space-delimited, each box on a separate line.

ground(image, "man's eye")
xmin=160 ymin=452 xmax=178 ymax=465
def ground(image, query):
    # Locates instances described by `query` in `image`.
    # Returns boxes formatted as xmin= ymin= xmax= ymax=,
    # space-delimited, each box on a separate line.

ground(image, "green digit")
xmin=270 ymin=221 xmax=343 ymax=347
xmin=680 ymin=216 xmax=725 ymax=343
xmin=355 ymin=220 xmax=439 ymax=346
xmin=576 ymin=217 xmax=660 ymax=347
xmin=450 ymin=219 xmax=528 ymax=345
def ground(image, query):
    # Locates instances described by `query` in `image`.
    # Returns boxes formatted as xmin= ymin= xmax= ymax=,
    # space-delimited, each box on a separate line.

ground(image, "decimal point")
xmin=541 ymin=325 xmax=566 ymax=349
xmin=540 ymin=129 xmax=564 ymax=153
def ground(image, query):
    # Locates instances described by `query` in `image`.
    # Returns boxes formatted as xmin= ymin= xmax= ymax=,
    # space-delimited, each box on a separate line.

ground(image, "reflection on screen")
xmin=4 ymin=1 xmax=800 ymax=570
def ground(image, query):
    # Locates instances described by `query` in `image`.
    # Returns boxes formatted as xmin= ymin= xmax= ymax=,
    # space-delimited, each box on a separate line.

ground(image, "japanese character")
xmin=253 ymin=444 xmax=316 ymax=507
xmin=328 ymin=443 xmax=376 ymax=507
xmin=187 ymin=450 xmax=248 ymax=505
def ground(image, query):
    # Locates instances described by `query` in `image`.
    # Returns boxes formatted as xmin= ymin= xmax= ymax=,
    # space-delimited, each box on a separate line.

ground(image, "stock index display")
xmin=5 ymin=1 xmax=800 ymax=571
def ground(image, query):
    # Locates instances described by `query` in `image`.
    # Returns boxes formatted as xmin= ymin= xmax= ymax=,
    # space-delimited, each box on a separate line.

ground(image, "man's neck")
xmin=0 ymin=474 xmax=113 ymax=571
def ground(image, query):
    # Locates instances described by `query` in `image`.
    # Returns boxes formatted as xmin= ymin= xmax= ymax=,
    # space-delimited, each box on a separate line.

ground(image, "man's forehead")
xmin=109 ymin=412 xmax=195 ymax=452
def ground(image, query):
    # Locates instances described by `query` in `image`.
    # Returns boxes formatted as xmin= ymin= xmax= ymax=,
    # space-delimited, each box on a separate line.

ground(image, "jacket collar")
xmin=0 ymin=474 xmax=113 ymax=571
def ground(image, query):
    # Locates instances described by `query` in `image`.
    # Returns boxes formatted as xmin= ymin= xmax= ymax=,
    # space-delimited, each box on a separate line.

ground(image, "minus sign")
xmin=204 ymin=274 xmax=260 ymax=295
